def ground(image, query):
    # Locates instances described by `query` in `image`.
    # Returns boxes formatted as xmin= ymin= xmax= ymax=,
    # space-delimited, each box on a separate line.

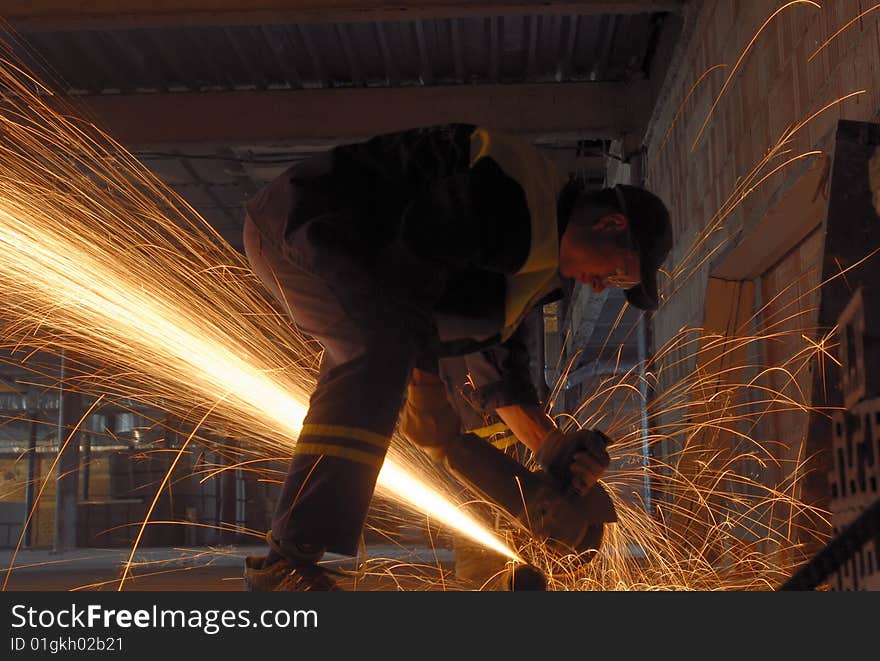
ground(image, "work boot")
xmin=244 ymin=555 xmax=345 ymax=591
xmin=243 ymin=554 xmax=291 ymax=592
xmin=273 ymin=563 xmax=343 ymax=591
xmin=244 ymin=531 xmax=343 ymax=591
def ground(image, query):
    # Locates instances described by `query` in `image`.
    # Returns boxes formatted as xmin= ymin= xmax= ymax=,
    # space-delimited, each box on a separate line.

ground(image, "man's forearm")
xmin=494 ymin=403 xmax=556 ymax=453
xmin=496 ymin=402 xmax=611 ymax=496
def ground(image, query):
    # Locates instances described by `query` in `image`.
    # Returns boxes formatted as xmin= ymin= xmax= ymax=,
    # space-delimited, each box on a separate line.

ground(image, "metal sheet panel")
xmin=13 ymin=12 xmax=669 ymax=94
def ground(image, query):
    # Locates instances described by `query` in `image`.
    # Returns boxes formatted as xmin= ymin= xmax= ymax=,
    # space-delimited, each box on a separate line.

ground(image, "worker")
xmin=241 ymin=123 xmax=672 ymax=591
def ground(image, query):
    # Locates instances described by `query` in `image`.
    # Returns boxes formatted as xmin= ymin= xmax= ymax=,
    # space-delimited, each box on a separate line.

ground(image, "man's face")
xmin=559 ymin=211 xmax=641 ymax=293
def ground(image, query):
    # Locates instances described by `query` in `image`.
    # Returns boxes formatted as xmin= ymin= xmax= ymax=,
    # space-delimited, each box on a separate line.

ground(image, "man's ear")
xmin=593 ymin=212 xmax=628 ymax=233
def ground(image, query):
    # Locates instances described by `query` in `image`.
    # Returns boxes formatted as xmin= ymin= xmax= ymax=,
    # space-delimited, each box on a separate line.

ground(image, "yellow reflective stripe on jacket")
xmin=469 ymin=127 xmax=565 ymax=341
xmin=300 ymin=423 xmax=390 ymax=450
xmin=468 ymin=421 xmax=509 ymax=438
xmin=467 ymin=422 xmax=519 ymax=450
xmin=294 ymin=442 xmax=385 ymax=469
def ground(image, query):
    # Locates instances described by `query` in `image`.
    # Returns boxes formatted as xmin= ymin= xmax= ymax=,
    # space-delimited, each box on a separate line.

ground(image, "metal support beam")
xmin=218 ymin=437 xmax=238 ymax=544
xmin=83 ymin=418 xmax=101 ymax=502
xmin=6 ymin=2 xmax=687 ymax=32
xmin=53 ymin=352 xmax=81 ymax=553
xmin=61 ymin=80 xmax=653 ymax=147
xmin=570 ymin=288 xmax=610 ymax=349
xmin=23 ymin=395 xmax=39 ymax=549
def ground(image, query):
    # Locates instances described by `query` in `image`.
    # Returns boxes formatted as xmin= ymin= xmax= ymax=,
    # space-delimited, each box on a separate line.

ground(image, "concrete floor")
xmin=0 ymin=545 xmax=459 ymax=591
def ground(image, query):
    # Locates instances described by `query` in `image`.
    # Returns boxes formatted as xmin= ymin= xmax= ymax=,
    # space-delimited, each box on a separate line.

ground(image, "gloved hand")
xmin=399 ymin=370 xmax=462 ymax=463
xmin=535 ymin=428 xmax=611 ymax=496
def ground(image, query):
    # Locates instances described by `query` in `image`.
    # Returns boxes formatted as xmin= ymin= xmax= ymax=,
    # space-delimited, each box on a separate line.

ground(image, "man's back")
xmin=248 ymin=123 xmax=559 ymax=351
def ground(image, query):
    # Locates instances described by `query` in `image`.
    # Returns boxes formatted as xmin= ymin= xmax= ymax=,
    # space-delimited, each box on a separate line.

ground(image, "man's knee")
xmin=398 ymin=370 xmax=462 ymax=461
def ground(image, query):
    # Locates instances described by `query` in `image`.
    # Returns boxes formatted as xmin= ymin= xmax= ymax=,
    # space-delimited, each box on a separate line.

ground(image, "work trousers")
xmin=243 ymin=177 xmax=433 ymax=557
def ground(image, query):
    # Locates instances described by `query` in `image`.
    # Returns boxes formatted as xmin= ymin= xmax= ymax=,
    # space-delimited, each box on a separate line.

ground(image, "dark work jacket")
xmin=247 ymin=123 xmax=573 ymax=410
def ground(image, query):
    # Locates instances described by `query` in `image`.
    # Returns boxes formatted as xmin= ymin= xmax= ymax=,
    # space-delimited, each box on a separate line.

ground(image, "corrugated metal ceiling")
xmin=16 ymin=13 xmax=664 ymax=94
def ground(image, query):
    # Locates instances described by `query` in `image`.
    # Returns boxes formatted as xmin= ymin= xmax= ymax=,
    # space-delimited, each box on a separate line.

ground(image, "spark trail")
xmin=0 ymin=0 xmax=875 ymax=591
xmin=0 ymin=39 xmax=520 ymax=573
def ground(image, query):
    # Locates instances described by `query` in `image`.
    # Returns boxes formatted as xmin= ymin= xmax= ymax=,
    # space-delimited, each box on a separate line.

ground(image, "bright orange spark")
xmin=691 ymin=1 xmax=822 ymax=152
xmin=647 ymin=63 xmax=728 ymax=181
xmin=0 ymin=45 xmax=521 ymax=576
xmin=809 ymin=3 xmax=880 ymax=62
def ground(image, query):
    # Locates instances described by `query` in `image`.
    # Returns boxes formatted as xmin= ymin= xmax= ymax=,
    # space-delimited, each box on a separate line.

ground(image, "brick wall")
xmin=648 ymin=0 xmax=880 ymax=328
xmin=643 ymin=1 xmax=880 ymax=542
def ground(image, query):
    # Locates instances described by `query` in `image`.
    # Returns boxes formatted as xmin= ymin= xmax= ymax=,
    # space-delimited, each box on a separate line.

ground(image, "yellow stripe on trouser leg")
xmin=294 ymin=442 xmax=386 ymax=469
xmin=300 ymin=423 xmax=390 ymax=449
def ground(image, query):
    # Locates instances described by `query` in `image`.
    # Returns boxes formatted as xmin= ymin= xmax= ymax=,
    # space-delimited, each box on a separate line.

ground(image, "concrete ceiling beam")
xmin=56 ymin=80 xmax=654 ymax=147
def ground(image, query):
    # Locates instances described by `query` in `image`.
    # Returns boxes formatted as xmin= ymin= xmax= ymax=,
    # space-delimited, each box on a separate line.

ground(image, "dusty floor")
xmin=0 ymin=544 xmax=465 ymax=591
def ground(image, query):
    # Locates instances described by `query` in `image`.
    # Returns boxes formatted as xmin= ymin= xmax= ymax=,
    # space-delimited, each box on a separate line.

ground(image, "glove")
xmin=535 ymin=428 xmax=611 ymax=497
xmin=398 ymin=370 xmax=462 ymax=463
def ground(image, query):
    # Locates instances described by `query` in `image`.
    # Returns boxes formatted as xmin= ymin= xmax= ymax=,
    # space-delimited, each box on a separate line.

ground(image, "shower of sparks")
xmin=1 ymin=0 xmax=877 ymax=591
xmin=0 ymin=36 xmax=519 ymax=578
xmin=666 ymin=89 xmax=866 ymax=300
xmin=544 ymin=323 xmax=835 ymax=591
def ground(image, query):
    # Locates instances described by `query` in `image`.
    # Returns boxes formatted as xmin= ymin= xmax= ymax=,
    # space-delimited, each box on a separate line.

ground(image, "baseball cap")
xmin=613 ymin=184 xmax=673 ymax=311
